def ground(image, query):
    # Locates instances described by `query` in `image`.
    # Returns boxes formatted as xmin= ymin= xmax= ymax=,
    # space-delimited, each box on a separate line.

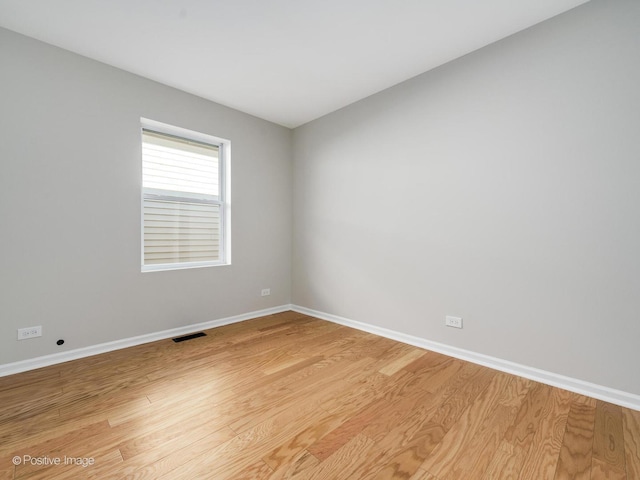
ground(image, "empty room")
xmin=1 ymin=0 xmax=639 ymax=478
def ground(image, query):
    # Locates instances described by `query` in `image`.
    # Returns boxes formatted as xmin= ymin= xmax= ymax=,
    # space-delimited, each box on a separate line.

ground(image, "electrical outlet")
xmin=17 ymin=326 xmax=42 ymax=340
xmin=445 ymin=316 xmax=463 ymax=329
xmin=261 ymin=288 xmax=271 ymax=296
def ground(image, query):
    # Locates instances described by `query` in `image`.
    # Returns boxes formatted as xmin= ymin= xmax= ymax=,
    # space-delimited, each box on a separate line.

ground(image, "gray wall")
xmin=2 ymin=0 xmax=639 ymax=397
xmin=0 ymin=28 xmax=292 ymax=364
xmin=292 ymin=0 xmax=640 ymax=394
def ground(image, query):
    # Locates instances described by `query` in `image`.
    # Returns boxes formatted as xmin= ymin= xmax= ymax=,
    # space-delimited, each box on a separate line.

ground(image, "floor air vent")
xmin=172 ymin=332 xmax=207 ymax=343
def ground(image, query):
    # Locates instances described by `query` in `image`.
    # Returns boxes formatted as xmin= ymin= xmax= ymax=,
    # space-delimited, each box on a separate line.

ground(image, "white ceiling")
xmin=0 ymin=0 xmax=590 ymax=128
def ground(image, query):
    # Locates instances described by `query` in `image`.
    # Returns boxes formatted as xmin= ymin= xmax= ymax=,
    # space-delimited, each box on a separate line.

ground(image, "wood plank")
xmin=489 ymin=382 xmax=553 ymax=478
xmin=592 ymin=400 xmax=627 ymax=478
xmin=402 ymin=350 xmax=454 ymax=374
xmin=591 ymin=457 xmax=627 ymax=480
xmin=231 ymin=459 xmax=274 ymax=480
xmin=622 ymin=407 xmax=640 ymax=480
xmin=150 ymin=399 xmax=342 ymax=479
xmin=318 ymin=371 xmax=402 ymax=415
xmin=290 ymin=433 xmax=378 ymax=480
xmin=227 ymin=356 xmax=378 ymax=434
xmin=0 ymin=409 xmax=62 ymax=457
xmin=0 ymin=456 xmax=14 ymax=480
xmin=407 ymin=356 xmax=466 ymax=394
xmin=307 ymin=371 xmax=423 ymax=461
xmin=518 ymin=387 xmax=573 ymax=479
xmin=460 ymin=376 xmax=533 ymax=479
xmin=270 ymin=450 xmax=320 ymax=480
xmin=261 ymin=353 xmax=311 ymax=375
xmin=0 ymin=366 xmax=61 ymax=393
xmin=420 ymin=373 xmax=522 ymax=479
xmin=366 ymin=367 xmax=496 ymax=479
xmin=262 ymin=373 xmax=406 ymax=473
xmin=481 ymin=440 xmax=524 ymax=480
xmin=111 ymin=427 xmax=239 ymax=480
xmin=128 ymin=369 xmax=358 ymax=479
xmin=378 ymin=348 xmax=426 ymax=376
xmin=409 ymin=469 xmax=439 ymax=480
xmin=361 ymin=361 xmax=481 ymax=443
xmin=262 ymin=409 xmax=349 ymax=472
xmin=118 ymin=423 xmax=236 ymax=462
xmin=553 ymin=396 xmax=596 ymax=480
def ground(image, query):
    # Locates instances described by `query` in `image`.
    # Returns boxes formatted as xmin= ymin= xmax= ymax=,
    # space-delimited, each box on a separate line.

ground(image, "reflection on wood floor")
xmin=1 ymin=311 xmax=639 ymax=479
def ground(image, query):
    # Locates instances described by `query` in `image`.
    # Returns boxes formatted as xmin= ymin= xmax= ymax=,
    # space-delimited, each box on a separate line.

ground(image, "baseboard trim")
xmin=292 ymin=305 xmax=640 ymax=411
xmin=0 ymin=305 xmax=293 ymax=378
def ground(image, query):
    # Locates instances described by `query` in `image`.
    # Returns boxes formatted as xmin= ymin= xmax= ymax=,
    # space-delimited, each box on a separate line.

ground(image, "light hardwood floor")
xmin=1 ymin=311 xmax=639 ymax=479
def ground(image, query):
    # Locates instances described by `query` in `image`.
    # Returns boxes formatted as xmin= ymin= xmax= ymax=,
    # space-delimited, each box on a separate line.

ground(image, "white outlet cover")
xmin=445 ymin=316 xmax=463 ymax=329
xmin=17 ymin=325 xmax=43 ymax=340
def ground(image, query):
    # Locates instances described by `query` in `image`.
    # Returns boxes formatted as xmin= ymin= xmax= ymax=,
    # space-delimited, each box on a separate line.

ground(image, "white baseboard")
xmin=0 ymin=305 xmax=293 ymax=378
xmin=291 ymin=305 xmax=640 ymax=412
xmin=5 ymin=303 xmax=639 ymax=411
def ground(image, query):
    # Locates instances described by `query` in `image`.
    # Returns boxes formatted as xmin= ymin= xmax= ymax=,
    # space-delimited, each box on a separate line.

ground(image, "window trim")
xmin=140 ymin=118 xmax=231 ymax=272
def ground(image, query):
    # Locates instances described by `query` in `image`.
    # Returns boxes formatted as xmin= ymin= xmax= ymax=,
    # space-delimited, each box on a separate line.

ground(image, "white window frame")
xmin=141 ymin=118 xmax=231 ymax=272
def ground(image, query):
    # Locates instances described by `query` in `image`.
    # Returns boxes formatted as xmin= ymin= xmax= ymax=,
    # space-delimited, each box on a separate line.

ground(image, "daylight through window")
xmin=141 ymin=122 xmax=229 ymax=271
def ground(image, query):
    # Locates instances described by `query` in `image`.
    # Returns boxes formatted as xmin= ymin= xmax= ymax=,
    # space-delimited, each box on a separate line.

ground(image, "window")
xmin=141 ymin=119 xmax=230 ymax=271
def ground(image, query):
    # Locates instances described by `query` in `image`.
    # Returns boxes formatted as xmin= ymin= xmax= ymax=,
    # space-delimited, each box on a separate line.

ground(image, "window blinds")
xmin=142 ymin=129 xmax=222 ymax=267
